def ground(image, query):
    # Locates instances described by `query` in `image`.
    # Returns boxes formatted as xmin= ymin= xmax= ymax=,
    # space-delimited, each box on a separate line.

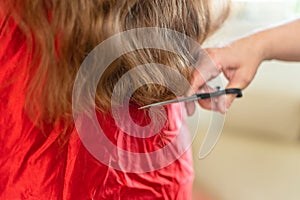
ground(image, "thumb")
xmin=186 ymin=70 xmax=206 ymax=97
xmin=225 ymin=70 xmax=252 ymax=110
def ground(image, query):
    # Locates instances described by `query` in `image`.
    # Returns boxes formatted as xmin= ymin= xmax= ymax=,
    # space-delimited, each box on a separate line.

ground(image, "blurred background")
xmin=189 ymin=0 xmax=300 ymax=199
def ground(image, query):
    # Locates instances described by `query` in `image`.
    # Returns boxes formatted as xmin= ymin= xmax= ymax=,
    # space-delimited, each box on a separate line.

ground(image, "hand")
xmin=186 ymin=35 xmax=264 ymax=115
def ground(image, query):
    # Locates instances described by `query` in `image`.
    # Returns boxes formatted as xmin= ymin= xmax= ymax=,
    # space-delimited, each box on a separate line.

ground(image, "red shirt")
xmin=0 ymin=14 xmax=193 ymax=200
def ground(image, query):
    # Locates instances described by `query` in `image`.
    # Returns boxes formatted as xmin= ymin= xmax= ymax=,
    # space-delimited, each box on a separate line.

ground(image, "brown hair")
xmin=1 ymin=0 xmax=230 ymax=128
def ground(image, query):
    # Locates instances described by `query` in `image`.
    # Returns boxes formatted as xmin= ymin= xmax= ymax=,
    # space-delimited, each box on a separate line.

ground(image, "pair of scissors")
xmin=139 ymin=88 xmax=243 ymax=110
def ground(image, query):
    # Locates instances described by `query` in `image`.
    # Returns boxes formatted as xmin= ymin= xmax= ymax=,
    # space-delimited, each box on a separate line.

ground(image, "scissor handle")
xmin=195 ymin=88 xmax=243 ymax=100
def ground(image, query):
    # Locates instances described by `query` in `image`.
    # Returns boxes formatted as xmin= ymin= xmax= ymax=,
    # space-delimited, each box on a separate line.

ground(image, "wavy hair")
xmin=1 ymin=0 xmax=230 ymax=129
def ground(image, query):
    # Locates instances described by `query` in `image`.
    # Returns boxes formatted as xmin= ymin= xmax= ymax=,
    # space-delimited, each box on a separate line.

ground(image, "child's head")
xmin=96 ymin=0 xmax=230 ymax=111
xmin=3 ymin=0 xmax=229 ymax=125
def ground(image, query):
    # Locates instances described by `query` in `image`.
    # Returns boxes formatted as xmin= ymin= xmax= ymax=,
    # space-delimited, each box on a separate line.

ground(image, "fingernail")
xmin=185 ymin=102 xmax=196 ymax=116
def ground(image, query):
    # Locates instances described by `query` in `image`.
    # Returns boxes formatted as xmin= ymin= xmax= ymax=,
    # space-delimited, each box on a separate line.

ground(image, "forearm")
xmin=257 ymin=18 xmax=300 ymax=62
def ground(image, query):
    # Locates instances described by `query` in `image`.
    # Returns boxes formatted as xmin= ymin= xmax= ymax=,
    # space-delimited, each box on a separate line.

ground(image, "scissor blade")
xmin=139 ymin=95 xmax=200 ymax=110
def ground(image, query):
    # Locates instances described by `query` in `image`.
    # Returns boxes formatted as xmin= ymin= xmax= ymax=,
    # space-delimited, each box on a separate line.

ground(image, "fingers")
xmin=224 ymin=68 xmax=255 ymax=110
xmin=187 ymin=45 xmax=257 ymax=114
xmin=186 ymin=48 xmax=227 ymax=115
xmin=194 ymin=41 xmax=260 ymax=113
xmin=186 ymin=69 xmax=206 ymax=97
xmin=185 ymin=49 xmax=222 ymax=116
xmin=188 ymin=49 xmax=222 ymax=95
xmin=197 ymin=85 xmax=227 ymax=114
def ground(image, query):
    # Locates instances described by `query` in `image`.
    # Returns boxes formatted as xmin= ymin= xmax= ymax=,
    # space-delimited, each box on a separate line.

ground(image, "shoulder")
xmin=0 ymin=4 xmax=28 ymax=65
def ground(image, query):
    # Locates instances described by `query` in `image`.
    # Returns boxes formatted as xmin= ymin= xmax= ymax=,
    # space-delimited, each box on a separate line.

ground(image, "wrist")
xmin=250 ymin=30 xmax=271 ymax=62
